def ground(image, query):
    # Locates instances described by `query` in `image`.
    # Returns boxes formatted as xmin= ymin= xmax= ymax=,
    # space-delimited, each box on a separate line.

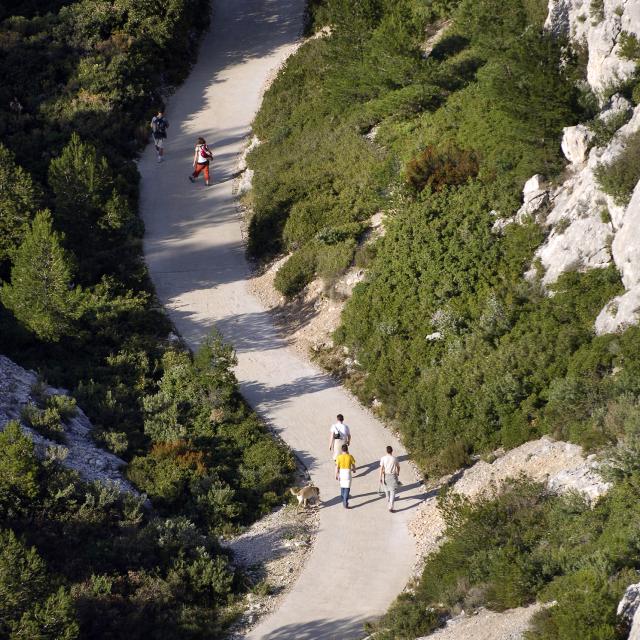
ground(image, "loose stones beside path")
xmin=225 ymin=504 xmax=319 ymax=637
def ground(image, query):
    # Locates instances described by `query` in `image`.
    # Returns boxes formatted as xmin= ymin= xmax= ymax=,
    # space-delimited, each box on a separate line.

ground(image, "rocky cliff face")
xmin=0 ymin=355 xmax=135 ymax=492
xmin=507 ymin=0 xmax=640 ymax=335
xmin=546 ymin=0 xmax=640 ymax=93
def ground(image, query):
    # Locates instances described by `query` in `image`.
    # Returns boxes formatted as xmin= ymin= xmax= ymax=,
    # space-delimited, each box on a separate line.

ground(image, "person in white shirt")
xmin=328 ymin=413 xmax=351 ymax=460
xmin=379 ymin=445 xmax=400 ymax=512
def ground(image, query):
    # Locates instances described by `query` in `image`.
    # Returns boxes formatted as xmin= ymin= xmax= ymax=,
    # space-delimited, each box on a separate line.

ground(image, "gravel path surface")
xmin=138 ymin=1 xmax=424 ymax=638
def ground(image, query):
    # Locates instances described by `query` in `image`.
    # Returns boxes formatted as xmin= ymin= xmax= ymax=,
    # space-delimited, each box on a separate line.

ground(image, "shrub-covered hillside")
xmin=0 ymin=1 xmax=294 ymax=637
xmin=248 ymin=0 xmax=640 ymax=474
xmin=249 ymin=0 xmax=640 ymax=637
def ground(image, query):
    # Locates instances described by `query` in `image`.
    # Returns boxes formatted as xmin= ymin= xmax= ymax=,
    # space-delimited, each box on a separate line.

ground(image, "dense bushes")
xmin=0 ymin=1 xmax=296 ymax=637
xmin=0 ymin=422 xmax=244 ymax=639
xmin=371 ymin=471 xmax=640 ymax=640
xmin=594 ymin=129 xmax=640 ymax=205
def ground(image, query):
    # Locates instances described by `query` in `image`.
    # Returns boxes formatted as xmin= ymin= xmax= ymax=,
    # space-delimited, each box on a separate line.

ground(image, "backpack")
xmin=152 ymin=117 xmax=167 ymax=137
xmin=199 ymin=144 xmax=213 ymax=160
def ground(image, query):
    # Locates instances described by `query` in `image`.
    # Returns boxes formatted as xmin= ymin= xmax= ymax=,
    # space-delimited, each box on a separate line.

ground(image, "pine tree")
xmin=0 ymin=144 xmax=41 ymax=267
xmin=48 ymin=133 xmax=113 ymax=269
xmin=0 ymin=210 xmax=82 ymax=341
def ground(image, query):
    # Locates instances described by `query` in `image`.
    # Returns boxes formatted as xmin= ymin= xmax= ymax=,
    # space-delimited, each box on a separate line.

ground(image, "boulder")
xmin=523 ymin=174 xmax=546 ymax=199
xmin=561 ymin=124 xmax=593 ymax=164
xmin=595 ymin=287 xmax=640 ymax=335
xmin=618 ymin=582 xmax=640 ymax=640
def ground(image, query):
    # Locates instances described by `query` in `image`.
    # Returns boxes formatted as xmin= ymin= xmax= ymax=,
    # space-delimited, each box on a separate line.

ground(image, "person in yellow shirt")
xmin=335 ymin=444 xmax=356 ymax=509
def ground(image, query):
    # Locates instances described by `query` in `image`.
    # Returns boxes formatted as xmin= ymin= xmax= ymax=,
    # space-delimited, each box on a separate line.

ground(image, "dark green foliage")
xmin=0 ymin=144 xmax=41 ymax=270
xmin=274 ymin=246 xmax=319 ymax=298
xmin=618 ymin=31 xmax=640 ymax=61
xmin=0 ymin=424 xmax=242 ymax=639
xmin=373 ymin=475 xmax=640 ymax=639
xmin=594 ymin=129 xmax=640 ymax=206
xmin=1 ymin=210 xmax=82 ymax=342
xmin=128 ymin=334 xmax=295 ymax=530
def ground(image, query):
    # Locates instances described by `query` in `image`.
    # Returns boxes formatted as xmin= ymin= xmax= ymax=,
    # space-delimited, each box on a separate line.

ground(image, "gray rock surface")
xmin=561 ymin=124 xmax=594 ymax=164
xmin=546 ymin=0 xmax=640 ymax=95
xmin=618 ymin=581 xmax=640 ymax=640
xmin=528 ymin=3 xmax=640 ymax=335
xmin=531 ymin=104 xmax=640 ymax=287
xmin=0 ymin=355 xmax=135 ymax=492
xmin=417 ymin=605 xmax=543 ymax=640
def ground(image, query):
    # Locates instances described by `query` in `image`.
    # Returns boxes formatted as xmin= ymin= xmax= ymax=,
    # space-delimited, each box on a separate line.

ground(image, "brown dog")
xmin=290 ymin=485 xmax=320 ymax=511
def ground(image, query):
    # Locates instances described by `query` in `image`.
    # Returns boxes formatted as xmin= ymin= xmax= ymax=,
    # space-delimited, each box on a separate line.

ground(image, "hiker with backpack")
xmin=189 ymin=137 xmax=213 ymax=186
xmin=150 ymin=110 xmax=169 ymax=162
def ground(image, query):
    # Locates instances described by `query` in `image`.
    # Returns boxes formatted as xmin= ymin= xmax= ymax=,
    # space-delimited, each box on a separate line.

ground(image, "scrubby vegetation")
xmin=250 ymin=0 xmax=640 ymax=635
xmin=594 ymin=129 xmax=640 ymax=205
xmin=371 ymin=466 xmax=640 ymax=640
xmin=0 ymin=1 xmax=295 ymax=636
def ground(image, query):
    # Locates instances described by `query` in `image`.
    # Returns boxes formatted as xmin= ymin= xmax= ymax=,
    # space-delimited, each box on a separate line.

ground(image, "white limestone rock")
xmin=601 ymin=93 xmax=633 ymax=122
xmin=0 ymin=355 xmax=136 ymax=493
xmin=618 ymin=582 xmax=640 ymax=640
xmin=546 ymin=0 xmax=640 ymax=95
xmin=524 ymin=174 xmax=547 ymax=196
xmin=561 ymin=124 xmax=594 ymax=164
xmin=235 ymin=135 xmax=260 ymax=196
xmin=612 ymin=179 xmax=640 ymax=290
xmin=595 ymin=287 xmax=640 ymax=333
xmin=596 ymin=179 xmax=640 ymax=334
xmin=530 ymin=104 xmax=640 ymax=286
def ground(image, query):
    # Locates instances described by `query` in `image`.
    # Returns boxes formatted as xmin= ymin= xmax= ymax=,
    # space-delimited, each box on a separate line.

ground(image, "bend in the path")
xmin=140 ymin=1 xmax=423 ymax=638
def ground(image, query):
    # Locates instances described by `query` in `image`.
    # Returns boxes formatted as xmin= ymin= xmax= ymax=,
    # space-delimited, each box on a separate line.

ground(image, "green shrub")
xmin=594 ymin=130 xmax=640 ymax=205
xmin=619 ymin=31 xmax=640 ymax=60
xmin=273 ymin=246 xmax=318 ymax=298
xmin=588 ymin=108 xmax=633 ymax=147
xmin=377 ymin=475 xmax=640 ymax=640
xmin=316 ymin=239 xmax=356 ymax=284
xmin=1 ymin=210 xmax=83 ymax=342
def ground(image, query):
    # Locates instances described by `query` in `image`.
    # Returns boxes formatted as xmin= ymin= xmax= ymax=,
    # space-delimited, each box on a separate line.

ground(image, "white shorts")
xmin=153 ymin=136 xmax=164 ymax=149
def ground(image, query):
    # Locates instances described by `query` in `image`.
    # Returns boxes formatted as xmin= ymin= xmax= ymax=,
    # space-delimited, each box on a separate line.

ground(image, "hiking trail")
xmin=139 ymin=1 xmax=424 ymax=637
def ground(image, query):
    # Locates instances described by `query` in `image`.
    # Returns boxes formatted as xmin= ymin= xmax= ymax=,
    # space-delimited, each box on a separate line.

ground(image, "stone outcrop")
xmin=596 ymin=178 xmax=640 ymax=332
xmin=513 ymin=102 xmax=640 ymax=333
xmin=618 ymin=581 xmax=640 ymax=640
xmin=521 ymin=2 xmax=640 ymax=335
xmin=0 ymin=355 xmax=135 ymax=493
xmin=561 ymin=123 xmax=594 ymax=164
xmin=546 ymin=0 xmax=640 ymax=95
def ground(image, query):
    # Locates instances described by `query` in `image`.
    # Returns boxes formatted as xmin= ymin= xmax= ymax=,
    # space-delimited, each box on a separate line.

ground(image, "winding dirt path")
xmin=140 ymin=1 xmax=423 ymax=637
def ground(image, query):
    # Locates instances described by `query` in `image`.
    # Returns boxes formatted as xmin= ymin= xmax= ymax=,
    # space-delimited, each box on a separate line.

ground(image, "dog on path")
xmin=290 ymin=484 xmax=320 ymax=511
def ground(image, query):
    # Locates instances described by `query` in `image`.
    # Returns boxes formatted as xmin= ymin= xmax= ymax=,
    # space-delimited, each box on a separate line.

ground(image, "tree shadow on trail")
xmin=260 ymin=615 xmax=367 ymax=639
